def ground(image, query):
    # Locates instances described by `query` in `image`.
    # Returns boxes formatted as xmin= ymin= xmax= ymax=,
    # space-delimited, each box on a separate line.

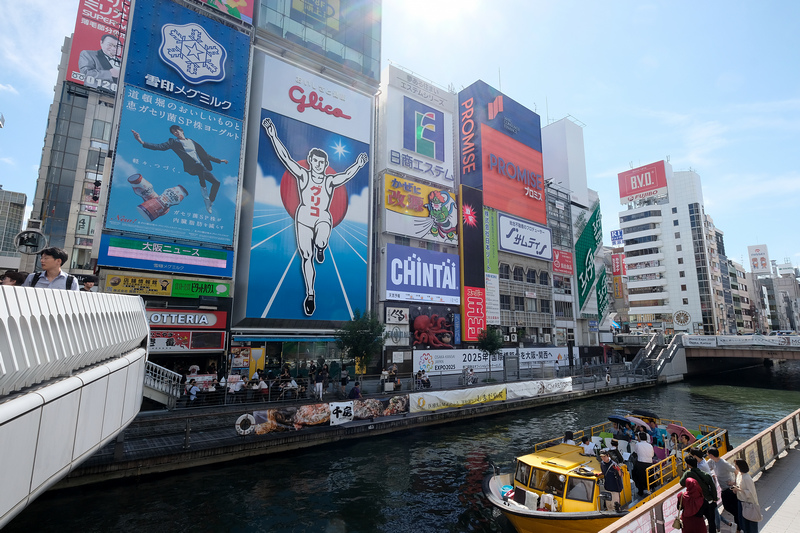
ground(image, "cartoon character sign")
xmin=423 ymin=190 xmax=457 ymax=241
xmin=410 ymin=305 xmax=456 ymax=349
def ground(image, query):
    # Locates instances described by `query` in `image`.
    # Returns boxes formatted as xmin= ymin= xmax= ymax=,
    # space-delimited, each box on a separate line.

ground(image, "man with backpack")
xmin=22 ymin=247 xmax=78 ymax=290
xmin=598 ymin=450 xmax=624 ymax=511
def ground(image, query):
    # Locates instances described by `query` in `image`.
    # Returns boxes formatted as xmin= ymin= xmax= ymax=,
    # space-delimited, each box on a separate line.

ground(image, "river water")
xmin=8 ymin=361 xmax=800 ymax=533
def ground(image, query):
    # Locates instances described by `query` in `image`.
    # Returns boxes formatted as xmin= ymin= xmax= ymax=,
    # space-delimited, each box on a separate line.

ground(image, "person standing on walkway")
xmin=678 ymin=477 xmax=709 ymax=533
xmin=314 ymin=367 xmax=325 ymax=401
xmin=680 ymin=455 xmax=718 ymax=533
xmin=732 ymin=459 xmax=759 ymax=533
xmin=707 ymin=448 xmax=738 ymax=530
xmin=22 ymin=247 xmax=78 ymax=290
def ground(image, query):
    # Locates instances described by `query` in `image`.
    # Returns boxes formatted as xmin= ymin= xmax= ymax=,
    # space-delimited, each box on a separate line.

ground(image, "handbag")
xmin=741 ymin=500 xmax=763 ymax=522
xmin=672 ymin=517 xmax=683 ymax=529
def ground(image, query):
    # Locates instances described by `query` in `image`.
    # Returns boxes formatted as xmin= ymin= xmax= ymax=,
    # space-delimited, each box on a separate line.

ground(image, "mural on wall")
xmin=409 ymin=304 xmax=456 ymax=349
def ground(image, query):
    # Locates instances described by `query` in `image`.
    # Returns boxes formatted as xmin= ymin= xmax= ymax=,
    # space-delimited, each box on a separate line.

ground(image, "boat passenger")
xmin=632 ymin=432 xmax=655 ymax=495
xmin=598 ymin=450 xmax=624 ymax=511
xmin=608 ymin=439 xmax=625 ymax=464
xmin=580 ymin=435 xmax=597 ymax=456
xmin=563 ymin=430 xmax=576 ymax=445
xmin=666 ymin=433 xmax=680 ymax=456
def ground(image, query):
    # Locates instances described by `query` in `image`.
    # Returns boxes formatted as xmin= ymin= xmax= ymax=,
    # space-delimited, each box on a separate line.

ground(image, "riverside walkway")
xmin=758 ymin=445 xmax=800 ymax=533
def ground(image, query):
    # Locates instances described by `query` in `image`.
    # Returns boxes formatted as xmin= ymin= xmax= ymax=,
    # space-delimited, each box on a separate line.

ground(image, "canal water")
xmin=8 ymin=361 xmax=800 ymax=533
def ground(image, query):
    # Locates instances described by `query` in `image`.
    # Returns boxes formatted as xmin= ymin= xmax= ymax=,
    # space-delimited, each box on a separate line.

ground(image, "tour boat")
xmin=482 ymin=415 xmax=730 ymax=533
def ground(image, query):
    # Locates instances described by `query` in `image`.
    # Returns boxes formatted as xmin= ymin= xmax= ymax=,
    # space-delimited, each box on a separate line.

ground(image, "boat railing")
xmin=645 ymin=454 xmax=681 ymax=492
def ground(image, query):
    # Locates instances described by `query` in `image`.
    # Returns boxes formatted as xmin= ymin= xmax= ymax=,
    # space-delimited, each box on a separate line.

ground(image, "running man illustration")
xmin=261 ymin=117 xmax=369 ymax=316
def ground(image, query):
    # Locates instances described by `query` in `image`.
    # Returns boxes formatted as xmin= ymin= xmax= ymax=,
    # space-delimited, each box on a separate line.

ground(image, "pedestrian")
xmin=339 ymin=364 xmax=349 ymax=395
xmin=322 ymin=363 xmax=330 ymax=394
xmin=732 ymin=459 xmax=760 ymax=533
xmin=80 ymin=274 xmax=98 ymax=292
xmin=187 ymin=379 xmax=200 ymax=406
xmin=680 ymin=455 xmax=718 ymax=533
xmin=22 ymin=247 xmax=78 ymax=290
xmin=707 ymin=448 xmax=738 ymax=530
xmin=2 ymin=270 xmax=29 ymax=286
xmin=677 ymin=478 xmax=708 ymax=533
xmin=632 ymin=431 xmax=655 ymax=495
xmin=598 ymin=450 xmax=623 ymax=511
xmin=314 ymin=366 xmax=325 ymax=401
xmin=348 ymin=381 xmax=362 ymax=399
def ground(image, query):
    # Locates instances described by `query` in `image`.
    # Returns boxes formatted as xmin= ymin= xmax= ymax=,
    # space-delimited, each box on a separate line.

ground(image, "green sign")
xmin=483 ymin=208 xmax=499 ymax=275
xmin=172 ymin=279 xmax=231 ymax=298
xmin=596 ymin=267 xmax=609 ymax=320
xmin=575 ymin=203 xmax=602 ymax=310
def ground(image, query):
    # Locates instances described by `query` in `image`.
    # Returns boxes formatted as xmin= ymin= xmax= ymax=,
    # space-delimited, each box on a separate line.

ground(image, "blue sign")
xmin=124 ymin=0 xmax=249 ymax=118
xmin=611 ymin=229 xmax=624 ymax=245
xmin=98 ymin=234 xmax=233 ymax=277
xmin=403 ymin=96 xmax=445 ymax=162
xmin=385 ymin=244 xmax=461 ymax=304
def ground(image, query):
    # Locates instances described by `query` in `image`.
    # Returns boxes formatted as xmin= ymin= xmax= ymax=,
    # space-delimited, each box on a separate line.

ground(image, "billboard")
xmin=409 ymin=304 xmax=456 ymax=349
xmin=383 ymin=174 xmax=458 ymax=244
xmin=483 ymin=208 xmax=500 ymax=325
xmin=458 ymin=80 xmax=546 ymax=225
xmin=103 ymin=270 xmax=231 ymax=297
xmin=459 ymin=185 xmax=486 ymax=341
xmin=611 ymin=253 xmax=627 ymax=276
xmin=383 ymin=65 xmax=456 ymax=187
xmin=146 ymin=309 xmax=227 ymax=328
xmin=246 ymin=53 xmax=372 ymax=321
xmin=610 ymin=229 xmax=624 ymax=245
xmin=618 ymin=160 xmax=668 ymax=204
xmin=197 ymin=0 xmax=254 ymax=24
xmin=66 ymin=0 xmax=130 ymax=95
xmin=596 ymin=267 xmax=609 ymax=320
xmin=124 ymin=0 xmax=250 ymax=119
xmin=553 ymin=249 xmax=574 ymax=275
xmin=498 ymin=213 xmax=553 ymax=261
xmin=385 ymin=244 xmax=460 ymax=304
xmin=98 ymin=234 xmax=233 ymax=277
xmin=106 ymin=88 xmax=241 ymax=245
xmin=575 ymin=204 xmax=603 ymax=310
xmin=747 ymin=244 xmax=771 ymax=274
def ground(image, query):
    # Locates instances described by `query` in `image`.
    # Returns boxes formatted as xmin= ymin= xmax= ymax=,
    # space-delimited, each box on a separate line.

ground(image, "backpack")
xmin=31 ymin=271 xmax=75 ymax=289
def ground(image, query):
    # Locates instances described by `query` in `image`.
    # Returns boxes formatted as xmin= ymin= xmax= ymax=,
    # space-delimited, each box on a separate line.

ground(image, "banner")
xmin=506 ymin=378 xmax=573 ymax=400
xmin=597 ymin=267 xmax=609 ymax=321
xmin=682 ymin=335 xmax=718 ymax=347
xmin=146 ymin=309 xmax=227 ymax=329
xmin=575 ymin=204 xmax=603 ymax=311
xmin=98 ymin=234 xmax=233 ymax=277
xmin=383 ymin=174 xmax=458 ymax=244
xmin=498 ymin=213 xmax=553 ymax=260
xmin=409 ymin=385 xmax=506 ymax=413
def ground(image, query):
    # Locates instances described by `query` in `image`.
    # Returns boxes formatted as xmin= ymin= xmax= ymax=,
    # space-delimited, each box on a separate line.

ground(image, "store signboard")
xmin=385 ymin=307 xmax=410 ymax=324
xmin=611 ymin=254 xmax=627 ymax=276
xmin=497 ymin=213 xmax=552 ymax=261
xmin=383 ymin=174 xmax=458 ymax=244
xmin=618 ymin=160 xmax=668 ymax=204
xmin=98 ymin=234 xmax=233 ymax=277
xmin=385 ymin=244 xmax=460 ymax=304
xmin=146 ymin=309 xmax=227 ymax=329
xmin=553 ymin=249 xmax=574 ymax=275
xmin=575 ymin=204 xmax=603 ymax=310
xmin=149 ymin=330 xmax=226 ymax=352
xmin=103 ymin=271 xmax=231 ymax=297
xmin=458 ymin=185 xmax=486 ymax=341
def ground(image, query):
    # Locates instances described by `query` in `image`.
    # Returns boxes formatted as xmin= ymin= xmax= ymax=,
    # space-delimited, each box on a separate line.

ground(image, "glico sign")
xmin=617 ymin=160 xmax=668 ymax=204
xmin=458 ymin=80 xmax=546 ymax=225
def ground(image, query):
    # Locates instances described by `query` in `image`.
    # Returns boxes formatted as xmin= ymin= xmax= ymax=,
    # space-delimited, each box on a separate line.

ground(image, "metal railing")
xmin=144 ymin=361 xmax=183 ymax=409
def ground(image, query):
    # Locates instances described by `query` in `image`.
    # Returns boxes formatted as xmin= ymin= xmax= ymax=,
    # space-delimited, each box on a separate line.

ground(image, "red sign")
xmin=463 ymin=286 xmax=486 ymax=342
xmin=611 ymin=254 xmax=627 ymax=276
xmin=617 ymin=160 xmax=668 ymax=204
xmin=149 ymin=330 xmax=226 ymax=352
xmin=146 ymin=309 xmax=227 ymax=329
xmin=481 ymin=124 xmax=546 ymax=225
xmin=553 ymin=250 xmax=574 ymax=275
xmin=66 ymin=0 xmax=130 ymax=95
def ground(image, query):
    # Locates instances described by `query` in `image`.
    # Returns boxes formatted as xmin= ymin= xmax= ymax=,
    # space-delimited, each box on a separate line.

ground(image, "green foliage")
xmin=476 ymin=327 xmax=504 ymax=356
xmin=334 ymin=309 xmax=386 ymax=370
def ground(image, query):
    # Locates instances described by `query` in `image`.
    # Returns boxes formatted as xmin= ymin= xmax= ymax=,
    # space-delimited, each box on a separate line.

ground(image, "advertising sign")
xmin=409 ymin=304 xmax=456 ymax=348
xmin=596 ymin=268 xmax=609 ymax=320
xmin=385 ymin=306 xmax=409 ymax=324
xmin=247 ymin=53 xmax=371 ymax=321
xmin=611 ymin=254 xmax=627 ymax=276
xmin=383 ymin=174 xmax=458 ymax=244
xmin=498 ymin=213 xmax=553 ymax=261
xmin=124 ymin=0 xmax=250 ymax=119
xmin=384 ymin=325 xmax=410 ymax=347
xmin=458 ymin=80 xmax=546 ymax=225
xmin=575 ymin=204 xmax=603 ymax=310
xmin=747 ymin=244 xmax=771 ymax=274
xmin=458 ymin=185 xmax=486 ymax=341
xmin=103 ymin=271 xmax=231 ymax=297
xmin=618 ymin=160 xmax=668 ymax=204
xmin=384 ymin=65 xmax=456 ymax=187
xmin=610 ymin=229 xmax=624 ymax=245
xmin=197 ymin=0 xmax=254 ymax=24
xmin=149 ymin=330 xmax=226 ymax=351
xmin=613 ymin=276 xmax=624 ymax=299
xmin=385 ymin=244 xmax=460 ymax=304
xmin=98 ymin=234 xmax=233 ymax=277
xmin=483 ymin=208 xmax=500 ymax=326
xmin=106 ymin=89 xmax=241 ymax=245
xmin=291 ymin=0 xmax=341 ymax=32
xmin=485 ymin=273 xmax=501 ymax=325
xmin=66 ymin=0 xmax=130 ymax=95
xmin=413 ymin=346 xmax=571 ymax=376
xmin=553 ymin=249 xmax=574 ymax=275
xmin=146 ymin=309 xmax=227 ymax=329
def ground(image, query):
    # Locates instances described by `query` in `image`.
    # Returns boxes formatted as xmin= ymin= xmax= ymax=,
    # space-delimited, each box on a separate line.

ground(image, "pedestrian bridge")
xmin=0 ymin=286 xmax=149 ymax=528
xmin=683 ymin=334 xmax=800 ymax=360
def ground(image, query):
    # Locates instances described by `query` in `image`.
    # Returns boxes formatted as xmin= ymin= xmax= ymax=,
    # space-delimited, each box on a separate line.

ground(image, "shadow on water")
xmin=7 ymin=361 xmax=800 ymax=533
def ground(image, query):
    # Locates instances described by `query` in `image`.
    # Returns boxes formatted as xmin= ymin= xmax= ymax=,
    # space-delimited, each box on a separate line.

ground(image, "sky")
xmin=1 ymin=0 xmax=799 ymax=269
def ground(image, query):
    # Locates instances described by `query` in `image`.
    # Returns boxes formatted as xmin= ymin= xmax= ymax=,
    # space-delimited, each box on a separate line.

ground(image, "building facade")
xmin=0 ymin=185 xmax=27 ymax=271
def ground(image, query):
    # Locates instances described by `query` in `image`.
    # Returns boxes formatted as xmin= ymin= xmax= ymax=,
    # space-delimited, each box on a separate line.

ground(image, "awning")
xmin=232 ymin=336 xmax=337 ymax=342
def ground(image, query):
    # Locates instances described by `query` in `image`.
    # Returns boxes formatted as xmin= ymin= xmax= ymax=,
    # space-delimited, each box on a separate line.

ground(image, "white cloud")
xmin=0 ymin=157 xmax=15 ymax=166
xmin=0 ymin=83 xmax=18 ymax=94
xmin=254 ymin=166 xmax=284 ymax=207
xmin=347 ymin=186 xmax=369 ymax=224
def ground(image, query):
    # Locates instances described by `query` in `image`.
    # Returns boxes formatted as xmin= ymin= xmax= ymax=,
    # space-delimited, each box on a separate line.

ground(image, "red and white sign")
xmin=553 ymin=249 xmax=574 ymax=275
xmin=463 ymin=286 xmax=486 ymax=342
xmin=618 ymin=160 xmax=668 ymax=204
xmin=146 ymin=309 xmax=227 ymax=329
xmin=611 ymin=254 xmax=627 ymax=276
xmin=149 ymin=330 xmax=226 ymax=352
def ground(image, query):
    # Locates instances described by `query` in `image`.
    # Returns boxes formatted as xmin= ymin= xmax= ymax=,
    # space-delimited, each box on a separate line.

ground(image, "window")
xmin=683 ymin=298 xmax=688 ymax=304
xmin=566 ymin=477 xmax=595 ymax=502
xmin=539 ymin=272 xmax=549 ymax=286
xmin=514 ymin=296 xmax=525 ymax=311
xmin=425 ymin=242 xmax=439 ymax=251
xmin=513 ymin=266 xmax=524 ymax=282
xmin=673 ymin=220 xmax=679 ymax=226
xmin=674 ymin=232 xmax=681 ymax=238
xmin=499 ymin=264 xmax=510 ymax=280
xmin=395 ymin=236 xmax=410 ymax=246
xmin=555 ymin=300 xmax=573 ymax=318
xmin=676 ymin=245 xmax=682 ymax=251
xmin=526 ymin=298 xmax=537 ymax=312
xmin=539 ymin=300 xmax=551 ymax=313
xmin=678 ymin=258 xmax=684 ymax=264
xmin=500 ymin=295 xmax=511 ymax=310
xmin=527 ymin=269 xmax=537 ymax=284
xmin=680 ymin=271 xmax=685 ymax=278
xmin=553 ymin=275 xmax=571 ymax=294
xmin=681 ymin=284 xmax=687 ymax=291
xmin=672 ymin=207 xmax=678 ymax=214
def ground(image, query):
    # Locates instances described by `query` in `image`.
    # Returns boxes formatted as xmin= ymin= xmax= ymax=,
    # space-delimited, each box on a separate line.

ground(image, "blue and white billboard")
xmin=611 ymin=229 xmax=624 ymax=246
xmin=124 ymin=0 xmax=249 ymax=119
xmin=98 ymin=234 xmax=233 ymax=277
xmin=385 ymin=244 xmax=460 ymax=304
xmin=244 ymin=53 xmax=372 ymax=321
xmin=498 ymin=213 xmax=553 ymax=261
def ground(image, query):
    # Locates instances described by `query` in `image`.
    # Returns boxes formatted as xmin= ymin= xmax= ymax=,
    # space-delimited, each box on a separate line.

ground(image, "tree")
xmin=476 ymin=327 xmax=504 ymax=356
xmin=335 ymin=309 xmax=386 ymax=373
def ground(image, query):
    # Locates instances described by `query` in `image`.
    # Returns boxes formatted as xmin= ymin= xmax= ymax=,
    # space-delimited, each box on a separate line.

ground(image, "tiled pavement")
xmin=756 ymin=445 xmax=800 ymax=533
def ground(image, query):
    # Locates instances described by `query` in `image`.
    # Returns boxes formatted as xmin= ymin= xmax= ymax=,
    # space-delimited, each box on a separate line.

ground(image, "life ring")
xmin=235 ymin=413 xmax=255 ymax=436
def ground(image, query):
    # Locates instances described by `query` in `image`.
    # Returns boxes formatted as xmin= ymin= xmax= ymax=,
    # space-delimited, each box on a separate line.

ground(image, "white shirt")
xmin=582 ymin=441 xmax=597 ymax=455
xmin=710 ymin=457 xmax=737 ymax=489
xmin=635 ymin=440 xmax=654 ymax=463
xmin=180 ymin=138 xmax=203 ymax=165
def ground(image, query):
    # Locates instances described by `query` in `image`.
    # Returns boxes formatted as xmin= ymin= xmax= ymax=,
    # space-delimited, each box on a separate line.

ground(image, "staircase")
xmin=143 ymin=361 xmax=182 ymax=409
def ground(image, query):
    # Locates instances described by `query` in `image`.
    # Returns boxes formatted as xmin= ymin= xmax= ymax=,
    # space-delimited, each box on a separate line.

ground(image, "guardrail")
xmin=0 ymin=287 xmax=149 ymax=396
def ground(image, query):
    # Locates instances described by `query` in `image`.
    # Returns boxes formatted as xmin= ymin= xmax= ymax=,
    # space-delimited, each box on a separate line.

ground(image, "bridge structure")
xmin=0 ymin=286 xmax=149 ymax=528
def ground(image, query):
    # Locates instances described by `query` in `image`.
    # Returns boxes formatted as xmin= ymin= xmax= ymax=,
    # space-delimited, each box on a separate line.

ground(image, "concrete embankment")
xmin=56 ymin=376 xmax=656 ymax=488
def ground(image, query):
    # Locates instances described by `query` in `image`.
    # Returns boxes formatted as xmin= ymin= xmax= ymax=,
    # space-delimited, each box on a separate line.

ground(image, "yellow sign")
xmin=104 ymin=274 xmax=172 ymax=296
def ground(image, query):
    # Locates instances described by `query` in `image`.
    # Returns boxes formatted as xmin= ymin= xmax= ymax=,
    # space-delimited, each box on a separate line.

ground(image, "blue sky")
xmin=1 ymin=1 xmax=798 ymax=268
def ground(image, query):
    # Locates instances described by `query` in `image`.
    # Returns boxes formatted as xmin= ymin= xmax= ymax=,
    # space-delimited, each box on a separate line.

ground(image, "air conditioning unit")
xmin=544 ymin=334 xmax=551 ymax=343
xmin=510 ymin=333 xmax=518 ymax=342
xmin=26 ymin=219 xmax=42 ymax=230
xmin=503 ymin=335 xmax=510 ymax=342
xmin=509 ymin=326 xmax=517 ymax=333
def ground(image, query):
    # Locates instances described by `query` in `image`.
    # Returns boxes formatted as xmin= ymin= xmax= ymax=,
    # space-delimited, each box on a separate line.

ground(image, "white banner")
xmin=717 ymin=335 xmax=757 ymax=346
xmin=329 ymin=402 xmax=354 ymax=425
xmin=413 ymin=346 xmax=572 ymax=374
xmin=485 ymin=272 xmax=501 ymax=325
xmin=682 ymin=335 xmax=718 ymax=347
xmin=506 ymin=378 xmax=573 ymax=400
xmin=498 ymin=213 xmax=553 ymax=261
xmin=517 ymin=347 xmax=571 ymax=368
xmin=409 ymin=385 xmax=506 ymax=413
xmin=384 ymin=324 xmax=410 ymax=346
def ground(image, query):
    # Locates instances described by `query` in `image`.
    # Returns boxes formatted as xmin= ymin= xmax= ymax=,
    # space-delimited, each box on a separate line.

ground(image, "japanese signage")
xmin=124 ymin=0 xmax=250 ymax=119
xmin=485 ymin=273 xmax=501 ymax=325
xmin=106 ymin=88 xmax=241 ymax=245
xmin=409 ymin=304 xmax=456 ymax=349
xmin=618 ymin=160 xmax=668 ymax=204
xmin=596 ymin=267 xmax=609 ymax=320
xmin=553 ymin=249 xmax=574 ymax=275
xmin=103 ymin=271 xmax=231 ymax=297
xmin=245 ymin=52 xmax=371 ymax=321
xmin=149 ymin=330 xmax=226 ymax=352
xmin=98 ymin=234 xmax=233 ymax=277
xmin=382 ymin=65 xmax=456 ymax=187
xmin=384 ymin=325 xmax=411 ymax=347
xmin=611 ymin=253 xmax=627 ymax=276
xmin=747 ymin=244 xmax=771 ymax=274
xmin=483 ymin=208 xmax=500 ymax=325
xmin=385 ymin=307 xmax=410 ymax=324
xmin=575 ymin=204 xmax=603 ymax=311
xmin=196 ymin=0 xmax=254 ymax=24
xmin=146 ymin=309 xmax=227 ymax=329
xmin=458 ymin=185 xmax=486 ymax=341
xmin=613 ymin=276 xmax=625 ymax=299
xmin=458 ymin=80 xmax=546 ymax=225
xmin=498 ymin=213 xmax=553 ymax=261
xmin=413 ymin=346 xmax=571 ymax=375
xmin=383 ymin=174 xmax=458 ymax=244
xmin=385 ymin=244 xmax=460 ymax=304
xmin=66 ymin=0 xmax=130 ymax=95
xmin=610 ymin=229 xmax=624 ymax=246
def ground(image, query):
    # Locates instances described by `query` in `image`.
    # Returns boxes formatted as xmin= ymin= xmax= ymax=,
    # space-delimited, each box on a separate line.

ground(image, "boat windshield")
xmin=515 ymin=462 xmax=532 ymax=486
xmin=565 ymin=476 xmax=595 ymax=502
xmin=528 ymin=467 xmax=565 ymax=497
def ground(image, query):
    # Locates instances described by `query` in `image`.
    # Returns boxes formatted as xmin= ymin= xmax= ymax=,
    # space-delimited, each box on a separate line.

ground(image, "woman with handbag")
xmin=732 ymin=459 xmax=761 ymax=532
xmin=676 ymin=477 xmax=709 ymax=533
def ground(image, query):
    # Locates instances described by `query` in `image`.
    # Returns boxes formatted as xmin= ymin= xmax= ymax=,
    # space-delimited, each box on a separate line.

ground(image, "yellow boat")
xmin=482 ymin=417 xmax=730 ymax=533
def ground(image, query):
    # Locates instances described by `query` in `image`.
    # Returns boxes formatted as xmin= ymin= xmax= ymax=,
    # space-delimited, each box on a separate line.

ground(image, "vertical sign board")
xmin=617 ymin=160 xmax=668 ymax=204
xmin=247 ymin=53 xmax=371 ymax=321
xmin=66 ymin=0 xmax=130 ymax=96
xmin=596 ymin=267 xmax=609 ymax=321
xmin=610 ymin=229 xmax=624 ymax=246
xmin=553 ymin=249 xmax=574 ymax=275
xmin=611 ymin=254 xmax=626 ymax=276
xmin=483 ymin=208 xmax=500 ymax=325
xmin=458 ymin=80 xmax=546 ymax=225
xmin=383 ymin=174 xmax=458 ymax=244
xmin=747 ymin=245 xmax=771 ymax=274
xmin=575 ymin=204 xmax=603 ymax=311
xmin=384 ymin=65 xmax=456 ymax=188
xmin=459 ymin=185 xmax=486 ymax=341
